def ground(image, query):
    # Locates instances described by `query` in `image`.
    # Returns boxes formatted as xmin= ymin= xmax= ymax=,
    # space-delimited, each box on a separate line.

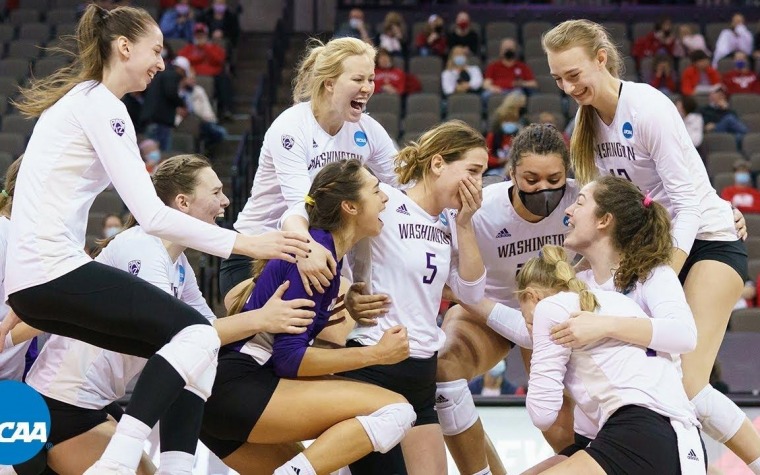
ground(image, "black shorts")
xmin=43 ymin=395 xmax=124 ymax=447
xmin=219 ymin=253 xmax=255 ymax=299
xmin=558 ymin=432 xmax=592 ymax=457
xmin=201 ymin=351 xmax=281 ymax=459
xmin=585 ymin=405 xmax=703 ymax=475
xmin=679 ymin=239 xmax=748 ymax=284
xmin=340 ymin=340 xmax=438 ymax=426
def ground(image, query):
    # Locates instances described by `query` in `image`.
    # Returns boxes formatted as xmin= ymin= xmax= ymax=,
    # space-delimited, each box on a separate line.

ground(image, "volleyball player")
xmin=5 ymin=5 xmax=309 ymax=474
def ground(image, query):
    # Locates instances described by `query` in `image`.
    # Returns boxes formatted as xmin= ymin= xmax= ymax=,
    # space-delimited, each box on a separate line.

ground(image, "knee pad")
xmin=691 ymin=385 xmax=745 ymax=444
xmin=435 ymin=379 xmax=479 ymax=436
xmin=156 ymin=324 xmax=220 ymax=400
xmin=356 ymin=402 xmax=416 ymax=454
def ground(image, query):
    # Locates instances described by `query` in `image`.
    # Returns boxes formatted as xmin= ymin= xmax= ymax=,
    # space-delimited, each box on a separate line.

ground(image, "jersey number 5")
xmin=423 ymin=252 xmax=438 ymax=284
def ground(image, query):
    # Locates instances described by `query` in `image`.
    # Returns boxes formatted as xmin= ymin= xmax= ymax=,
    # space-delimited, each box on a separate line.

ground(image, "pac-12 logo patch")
xmin=110 ymin=118 xmax=126 ymax=136
xmin=354 ymin=131 xmax=368 ymax=147
xmin=622 ymin=122 xmax=633 ymax=139
xmin=128 ymin=260 xmax=141 ymax=275
xmin=281 ymin=134 xmax=295 ymax=150
xmin=0 ymin=381 xmax=51 ymax=465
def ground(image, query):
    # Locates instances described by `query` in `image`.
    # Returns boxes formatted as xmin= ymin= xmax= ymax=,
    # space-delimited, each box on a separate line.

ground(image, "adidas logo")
xmin=687 ymin=449 xmax=699 ymax=461
xmin=312 ymin=139 xmax=318 ymax=149
xmin=496 ymin=228 xmax=511 ymax=238
xmin=291 ymin=466 xmax=301 ymax=474
xmin=435 ymin=394 xmax=449 ymax=404
xmin=396 ymin=204 xmax=410 ymax=215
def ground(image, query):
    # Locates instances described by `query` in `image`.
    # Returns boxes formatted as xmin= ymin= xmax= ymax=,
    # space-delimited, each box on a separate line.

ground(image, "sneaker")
xmin=83 ymin=460 xmax=137 ymax=475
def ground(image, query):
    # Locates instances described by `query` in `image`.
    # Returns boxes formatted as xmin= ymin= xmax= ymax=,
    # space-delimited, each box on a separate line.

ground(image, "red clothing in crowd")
xmin=161 ymin=0 xmax=210 ymax=10
xmin=723 ymin=70 xmax=760 ymax=95
xmin=415 ymin=32 xmax=448 ymax=58
xmin=650 ymin=72 xmax=678 ymax=92
xmin=177 ymin=42 xmax=226 ymax=76
xmin=632 ymin=32 xmax=676 ymax=60
xmin=721 ymin=185 xmax=760 ymax=214
xmin=484 ymin=60 xmax=535 ymax=90
xmin=485 ymin=131 xmax=513 ymax=170
xmin=680 ymin=65 xmax=721 ymax=96
xmin=374 ymin=67 xmax=406 ymax=94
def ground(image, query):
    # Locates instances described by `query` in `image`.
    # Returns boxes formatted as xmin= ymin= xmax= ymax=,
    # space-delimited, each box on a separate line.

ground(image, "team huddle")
xmin=0 ymin=3 xmax=757 ymax=475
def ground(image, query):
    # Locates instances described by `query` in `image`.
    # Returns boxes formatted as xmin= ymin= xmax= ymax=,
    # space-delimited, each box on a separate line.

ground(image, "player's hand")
xmin=734 ymin=207 xmax=747 ymax=240
xmin=324 ymin=294 xmax=347 ymax=328
xmin=345 ymin=282 xmax=391 ymax=325
xmin=550 ymin=311 xmax=609 ymax=348
xmin=374 ymin=325 xmax=410 ymax=365
xmin=456 ymin=175 xmax=483 ymax=226
xmin=296 ymin=240 xmax=337 ymax=296
xmin=0 ymin=310 xmax=22 ymax=352
xmin=256 ymin=281 xmax=315 ymax=334
xmin=235 ymin=231 xmax=310 ymax=263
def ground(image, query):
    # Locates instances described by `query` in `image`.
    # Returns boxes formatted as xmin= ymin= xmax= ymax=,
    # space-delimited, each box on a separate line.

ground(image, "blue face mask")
xmin=736 ymin=60 xmax=747 ymax=70
xmin=736 ymin=171 xmax=752 ymax=185
xmin=146 ymin=150 xmax=161 ymax=164
xmin=453 ymin=55 xmax=467 ymax=67
xmin=488 ymin=360 xmax=506 ymax=377
xmin=501 ymin=122 xmax=519 ymax=135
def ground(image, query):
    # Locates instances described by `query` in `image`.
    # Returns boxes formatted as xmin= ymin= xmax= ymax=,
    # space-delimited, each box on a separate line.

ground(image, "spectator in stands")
xmin=442 ymin=45 xmax=483 ymax=97
xmin=377 ymin=11 xmax=406 ymax=58
xmin=373 ymin=48 xmax=405 ymax=95
xmin=101 ymin=214 xmax=124 ymax=240
xmin=723 ymin=51 xmax=760 ymax=95
xmin=140 ymin=57 xmax=188 ymax=151
xmin=174 ymin=56 xmax=228 ymax=149
xmin=416 ymin=14 xmax=448 ymax=60
xmin=713 ymin=13 xmax=754 ymax=68
xmin=721 ymin=159 xmax=760 ymax=214
xmin=122 ymin=92 xmax=145 ymax=135
xmin=537 ymin=111 xmax=569 ymax=145
xmin=632 ymin=16 xmax=676 ymax=64
xmin=468 ymin=359 xmax=520 ymax=396
xmin=178 ymin=22 xmax=234 ymax=119
xmin=676 ymin=95 xmax=705 ymax=148
xmin=681 ymin=49 xmax=721 ymax=96
xmin=139 ymin=138 xmax=162 ymax=175
xmin=483 ymin=38 xmax=538 ymax=98
xmin=447 ymin=11 xmax=479 ymax=56
xmin=199 ymin=0 xmax=241 ymax=49
xmin=702 ymin=85 xmax=749 ymax=148
xmin=674 ymin=23 xmax=711 ymax=59
xmin=484 ymin=91 xmax=526 ymax=174
xmin=334 ymin=8 xmax=373 ymax=46
xmin=159 ymin=0 xmax=195 ymax=43
xmin=650 ymin=54 xmax=678 ymax=95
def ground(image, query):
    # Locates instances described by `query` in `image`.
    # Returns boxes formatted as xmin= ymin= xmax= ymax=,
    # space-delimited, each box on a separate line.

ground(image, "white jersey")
xmin=527 ymin=290 xmax=698 ymax=435
xmin=474 ymin=180 xmax=577 ymax=308
xmin=234 ymin=102 xmax=398 ymax=235
xmin=26 ymin=226 xmax=215 ymax=409
xmin=0 ymin=216 xmax=32 ymax=381
xmin=6 ymin=81 xmax=235 ymax=298
xmin=348 ymin=184 xmax=485 ymax=358
xmin=592 ymin=81 xmax=735 ymax=254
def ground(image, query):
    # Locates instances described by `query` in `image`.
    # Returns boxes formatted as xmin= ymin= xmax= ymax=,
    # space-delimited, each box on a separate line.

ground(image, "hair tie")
xmin=304 ymin=195 xmax=315 ymax=206
xmin=642 ymin=190 xmax=653 ymax=208
xmin=0 ymin=190 xmax=8 ymax=198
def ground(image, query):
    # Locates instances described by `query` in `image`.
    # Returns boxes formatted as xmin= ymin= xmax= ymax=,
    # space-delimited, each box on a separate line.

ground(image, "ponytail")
xmin=0 ymin=155 xmax=23 ymax=216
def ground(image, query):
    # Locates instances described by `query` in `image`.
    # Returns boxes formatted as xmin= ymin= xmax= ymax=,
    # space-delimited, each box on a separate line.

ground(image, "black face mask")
xmin=434 ymin=25 xmax=443 ymax=33
xmin=517 ymin=184 xmax=567 ymax=217
xmin=503 ymin=50 xmax=516 ymax=60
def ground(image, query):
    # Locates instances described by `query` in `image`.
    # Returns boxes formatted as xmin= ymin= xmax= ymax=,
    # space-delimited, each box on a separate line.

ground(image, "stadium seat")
xmin=711 ymin=171 xmax=734 ymax=196
xmin=0 ymin=115 xmax=36 ymax=139
xmin=366 ymin=94 xmax=401 ymax=117
xmin=717 ymin=332 xmax=760 ymax=393
xmin=370 ymin=112 xmax=399 ymax=140
xmin=703 ymin=132 xmax=738 ymax=154
xmin=91 ymin=191 xmax=125 ymax=216
xmin=406 ymin=93 xmax=441 ymax=117
xmin=447 ymin=93 xmax=482 ymax=117
xmin=707 ymin=151 xmax=744 ymax=177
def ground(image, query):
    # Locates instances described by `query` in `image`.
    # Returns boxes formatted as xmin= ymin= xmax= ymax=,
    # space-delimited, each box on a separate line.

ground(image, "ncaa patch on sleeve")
xmin=0 ymin=381 xmax=51 ymax=465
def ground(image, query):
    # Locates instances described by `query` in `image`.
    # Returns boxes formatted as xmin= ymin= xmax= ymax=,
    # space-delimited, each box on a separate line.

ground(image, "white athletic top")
xmin=527 ymin=290 xmax=698 ymax=434
xmin=593 ymin=81 xmax=735 ymax=254
xmin=5 ymin=81 xmax=235 ymax=297
xmin=234 ymin=102 xmax=398 ymax=235
xmin=347 ymin=184 xmax=486 ymax=358
xmin=26 ymin=226 xmax=215 ymax=410
xmin=0 ymin=217 xmax=32 ymax=381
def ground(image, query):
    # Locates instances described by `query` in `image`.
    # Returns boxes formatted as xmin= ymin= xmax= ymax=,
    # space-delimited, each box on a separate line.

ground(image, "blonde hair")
xmin=292 ymin=37 xmax=376 ymax=106
xmin=394 ymin=120 xmax=486 ymax=185
xmin=492 ymin=90 xmax=526 ymax=125
xmin=0 ymin=155 xmax=23 ymax=215
xmin=15 ymin=4 xmax=156 ymax=117
xmin=542 ymin=20 xmax=624 ymax=185
xmin=516 ymin=245 xmax=599 ymax=312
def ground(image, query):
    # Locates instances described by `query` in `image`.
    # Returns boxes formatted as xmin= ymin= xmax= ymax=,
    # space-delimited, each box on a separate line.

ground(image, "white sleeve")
xmin=467 ymin=66 xmax=483 ymax=90
xmin=103 ymin=238 xmax=174 ymax=295
xmin=365 ymin=118 xmax=399 ymax=188
xmin=441 ymin=70 xmax=458 ymax=96
xmin=446 ymin=213 xmax=486 ymax=305
xmin=684 ymin=114 xmax=704 ymax=148
xmin=278 ymin=201 xmax=309 ymax=229
xmin=76 ymin=104 xmax=235 ymax=258
xmin=736 ymin=24 xmax=754 ymax=55
xmin=527 ymin=300 xmax=571 ymax=431
xmin=642 ymin=267 xmax=697 ymax=354
xmin=263 ymin=119 xmax=313 ymax=209
xmin=486 ymin=303 xmax=533 ymax=349
xmin=712 ymin=29 xmax=736 ymax=65
xmin=640 ymin=101 xmax=701 ymax=254
xmin=180 ymin=262 xmax=216 ymax=322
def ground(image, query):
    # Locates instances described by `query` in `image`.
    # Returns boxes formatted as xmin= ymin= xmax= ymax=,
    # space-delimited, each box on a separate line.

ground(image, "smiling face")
xmin=181 ymin=167 xmax=229 ymax=225
xmin=119 ymin=23 xmax=165 ymax=93
xmin=433 ymin=147 xmax=488 ymax=209
xmin=563 ymin=181 xmax=606 ymax=252
xmin=511 ymin=152 xmax=566 ymax=194
xmin=352 ymin=168 xmax=389 ymax=238
xmin=325 ymin=54 xmax=375 ymax=123
xmin=548 ymin=45 xmax=607 ymax=107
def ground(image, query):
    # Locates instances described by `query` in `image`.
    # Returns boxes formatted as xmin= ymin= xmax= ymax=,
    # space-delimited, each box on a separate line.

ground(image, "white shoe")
xmin=83 ymin=460 xmax=137 ymax=475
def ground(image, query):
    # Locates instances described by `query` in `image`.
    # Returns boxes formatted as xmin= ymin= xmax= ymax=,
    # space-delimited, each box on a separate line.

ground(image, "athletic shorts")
xmin=340 ymin=340 xmax=438 ymax=426
xmin=44 ymin=395 xmax=124 ymax=447
xmin=558 ymin=432 xmax=593 ymax=457
xmin=679 ymin=239 xmax=748 ymax=284
xmin=585 ymin=405 xmax=702 ymax=475
xmin=201 ymin=351 xmax=280 ymax=460
xmin=219 ymin=253 xmax=254 ymax=299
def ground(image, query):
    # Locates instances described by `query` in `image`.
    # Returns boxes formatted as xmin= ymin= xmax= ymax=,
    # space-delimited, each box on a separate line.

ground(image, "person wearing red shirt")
xmin=177 ymin=23 xmax=233 ymax=118
xmin=483 ymin=38 xmax=537 ymax=95
xmin=649 ymin=55 xmax=678 ymax=95
xmin=681 ymin=49 xmax=721 ymax=96
xmin=721 ymin=160 xmax=760 ymax=214
xmin=373 ymin=48 xmax=405 ymax=95
xmin=723 ymin=51 xmax=760 ymax=95
xmin=415 ymin=14 xmax=448 ymax=59
xmin=632 ymin=16 xmax=676 ymax=63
